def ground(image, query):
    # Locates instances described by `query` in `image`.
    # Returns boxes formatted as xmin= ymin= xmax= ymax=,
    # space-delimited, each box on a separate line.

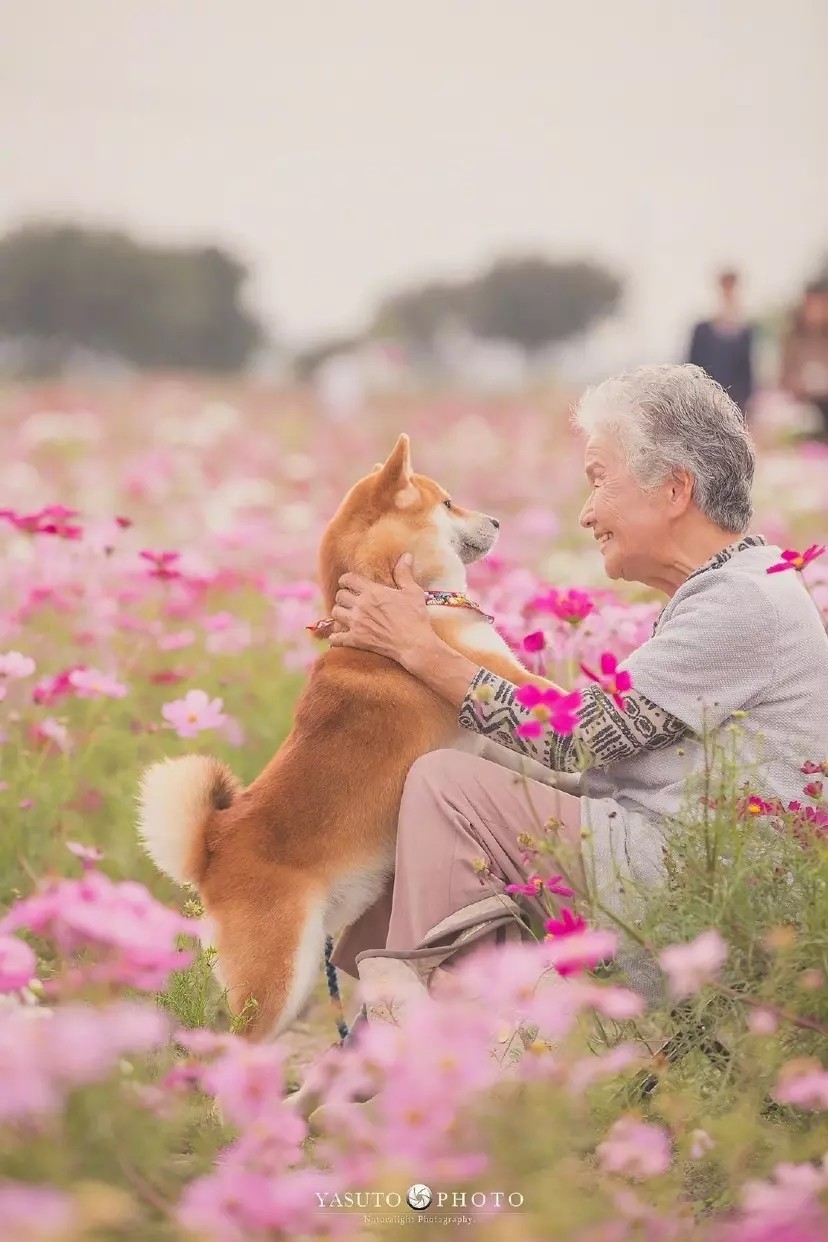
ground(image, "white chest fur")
xmin=426 ymin=605 xmax=515 ymax=657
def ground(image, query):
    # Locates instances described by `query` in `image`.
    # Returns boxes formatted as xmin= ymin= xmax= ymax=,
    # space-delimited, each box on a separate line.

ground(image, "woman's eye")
xmin=443 ymin=499 xmax=453 ymax=509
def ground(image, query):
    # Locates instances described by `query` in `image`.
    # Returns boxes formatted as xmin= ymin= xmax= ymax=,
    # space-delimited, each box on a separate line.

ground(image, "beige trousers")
xmin=330 ymin=748 xmax=582 ymax=984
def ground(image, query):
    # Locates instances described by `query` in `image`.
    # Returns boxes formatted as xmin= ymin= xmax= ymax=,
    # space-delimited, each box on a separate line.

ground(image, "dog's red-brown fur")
xmin=138 ymin=435 xmax=539 ymax=1039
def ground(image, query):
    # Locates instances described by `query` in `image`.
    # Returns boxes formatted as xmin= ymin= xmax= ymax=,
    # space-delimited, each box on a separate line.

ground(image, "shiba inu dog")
xmin=137 ymin=435 xmax=551 ymax=1040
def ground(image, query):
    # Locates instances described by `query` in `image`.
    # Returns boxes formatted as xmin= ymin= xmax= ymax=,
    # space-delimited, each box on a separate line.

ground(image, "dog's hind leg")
xmin=212 ymin=884 xmax=327 ymax=1042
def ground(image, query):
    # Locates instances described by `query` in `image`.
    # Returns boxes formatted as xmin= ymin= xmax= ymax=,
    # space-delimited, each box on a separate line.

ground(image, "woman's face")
xmin=578 ymin=430 xmax=673 ymax=585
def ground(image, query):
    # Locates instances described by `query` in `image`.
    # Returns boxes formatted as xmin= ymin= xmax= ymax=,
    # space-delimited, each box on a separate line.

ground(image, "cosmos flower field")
xmin=0 ymin=377 xmax=826 ymax=1241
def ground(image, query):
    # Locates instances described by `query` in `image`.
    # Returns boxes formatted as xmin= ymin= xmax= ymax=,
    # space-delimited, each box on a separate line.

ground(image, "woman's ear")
xmin=670 ymin=468 xmax=695 ymax=511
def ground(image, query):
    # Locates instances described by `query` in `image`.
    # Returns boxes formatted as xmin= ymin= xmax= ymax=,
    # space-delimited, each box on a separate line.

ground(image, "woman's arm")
xmin=327 ymin=554 xmax=567 ymax=706
xmin=327 ymin=556 xmax=688 ymax=771
xmin=459 ymin=667 xmax=690 ymax=773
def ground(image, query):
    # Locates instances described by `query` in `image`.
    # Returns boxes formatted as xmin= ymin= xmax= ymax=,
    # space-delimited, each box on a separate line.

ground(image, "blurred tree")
xmin=365 ymin=256 xmax=622 ymax=357
xmin=462 ymin=256 xmax=623 ymax=352
xmin=371 ymin=280 xmax=467 ymax=350
xmin=0 ymin=223 xmax=265 ymax=374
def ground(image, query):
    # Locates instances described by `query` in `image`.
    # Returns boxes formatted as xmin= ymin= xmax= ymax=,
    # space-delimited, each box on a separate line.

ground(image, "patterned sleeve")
xmin=458 ymin=667 xmax=689 ymax=772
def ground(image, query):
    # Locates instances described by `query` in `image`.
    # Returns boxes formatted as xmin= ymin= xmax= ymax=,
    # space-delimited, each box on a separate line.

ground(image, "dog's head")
xmin=318 ymin=434 xmax=499 ymax=608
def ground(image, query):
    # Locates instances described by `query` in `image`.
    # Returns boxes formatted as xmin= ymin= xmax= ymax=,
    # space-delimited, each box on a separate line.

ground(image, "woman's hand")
xmin=328 ymin=555 xmax=437 ymax=671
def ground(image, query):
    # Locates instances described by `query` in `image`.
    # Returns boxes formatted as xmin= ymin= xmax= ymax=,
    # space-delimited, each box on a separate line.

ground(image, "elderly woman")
xmin=322 ymin=363 xmax=828 ymax=1042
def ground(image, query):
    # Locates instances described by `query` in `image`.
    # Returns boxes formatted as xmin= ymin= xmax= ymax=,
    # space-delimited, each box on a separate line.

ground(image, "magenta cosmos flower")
xmin=767 ymin=544 xmax=826 ymax=574
xmin=515 ymin=684 xmax=583 ymax=735
xmin=580 ymin=651 xmax=633 ymax=711
xmin=521 ymin=629 xmax=546 ymax=653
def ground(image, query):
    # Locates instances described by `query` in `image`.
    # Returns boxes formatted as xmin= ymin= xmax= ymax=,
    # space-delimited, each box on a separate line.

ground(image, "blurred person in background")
xmin=688 ymin=269 xmax=755 ymax=417
xmin=779 ymin=281 xmax=828 ymax=441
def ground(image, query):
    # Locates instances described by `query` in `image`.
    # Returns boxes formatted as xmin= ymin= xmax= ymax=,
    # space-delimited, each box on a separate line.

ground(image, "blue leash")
xmin=324 ymin=934 xmax=350 ymax=1042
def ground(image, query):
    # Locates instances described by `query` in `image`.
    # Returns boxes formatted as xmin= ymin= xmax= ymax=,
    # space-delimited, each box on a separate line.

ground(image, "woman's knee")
xmin=402 ymin=748 xmax=456 ymax=798
xmin=399 ymin=749 xmax=466 ymax=822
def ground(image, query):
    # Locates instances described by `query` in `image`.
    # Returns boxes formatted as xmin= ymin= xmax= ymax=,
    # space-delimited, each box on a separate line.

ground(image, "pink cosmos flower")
xmin=178 ymin=1167 xmax=346 ymax=1242
xmin=32 ymin=665 xmax=88 ymax=706
xmin=529 ymin=587 xmax=596 ymax=625
xmin=0 ymin=505 xmax=83 ymax=539
xmin=157 ymin=629 xmax=196 ymax=651
xmin=0 ymin=1184 xmax=77 ymax=1240
xmin=544 ymin=927 xmax=618 ymax=978
xmin=597 ymin=1117 xmax=672 ymax=1179
xmin=162 ymin=688 xmax=228 ymax=738
xmin=689 ymin=1129 xmax=715 ymax=1159
xmin=766 ymin=545 xmax=825 ymax=574
xmin=67 ymin=667 xmax=128 ymax=699
xmin=201 ymin=1042 xmax=290 ymax=1130
xmin=747 ymin=1007 xmax=779 ymax=1036
xmin=772 ymin=1060 xmax=828 ymax=1111
xmin=739 ymin=1159 xmax=828 ymax=1231
xmin=140 ymin=549 xmax=182 ymax=580
xmin=206 ymin=622 xmax=252 ymax=656
xmin=31 ymin=717 xmax=71 ymax=754
xmin=568 ymin=1042 xmax=644 ymax=1093
xmin=0 ymin=1002 xmax=171 ymax=1128
xmin=563 ymin=978 xmax=643 ymax=1019
xmin=1 ymin=871 xmax=195 ymax=991
xmin=0 ymin=651 xmax=36 ymax=680
xmin=658 ymin=929 xmax=728 ymax=999
xmin=0 ymin=933 xmax=37 ymax=992
xmin=580 ymin=651 xmax=633 ymax=711
xmin=801 ymin=759 xmax=828 ymax=776
xmin=67 ymin=841 xmax=104 ymax=869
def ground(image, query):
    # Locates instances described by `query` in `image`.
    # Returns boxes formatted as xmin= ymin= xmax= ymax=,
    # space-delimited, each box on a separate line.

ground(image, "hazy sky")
xmin=3 ymin=0 xmax=827 ymax=353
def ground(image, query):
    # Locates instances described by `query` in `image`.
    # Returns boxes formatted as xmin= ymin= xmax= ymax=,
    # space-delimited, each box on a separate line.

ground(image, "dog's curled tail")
xmin=136 ymin=755 xmax=241 ymax=887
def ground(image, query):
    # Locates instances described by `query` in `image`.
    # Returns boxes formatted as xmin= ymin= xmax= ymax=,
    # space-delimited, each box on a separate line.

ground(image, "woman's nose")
xmin=578 ymin=499 xmax=593 ymax=528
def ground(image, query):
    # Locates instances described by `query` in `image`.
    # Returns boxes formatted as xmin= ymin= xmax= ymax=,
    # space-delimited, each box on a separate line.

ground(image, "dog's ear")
xmin=375 ymin=434 xmax=413 ymax=488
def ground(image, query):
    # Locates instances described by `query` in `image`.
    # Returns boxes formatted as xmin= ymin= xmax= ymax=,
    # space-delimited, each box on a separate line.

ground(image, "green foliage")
xmin=369 ymin=254 xmax=623 ymax=354
xmin=0 ymin=223 xmax=265 ymax=375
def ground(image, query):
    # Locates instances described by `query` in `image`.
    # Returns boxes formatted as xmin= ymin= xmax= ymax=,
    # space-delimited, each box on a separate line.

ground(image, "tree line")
xmin=0 ymin=222 xmax=623 ymax=375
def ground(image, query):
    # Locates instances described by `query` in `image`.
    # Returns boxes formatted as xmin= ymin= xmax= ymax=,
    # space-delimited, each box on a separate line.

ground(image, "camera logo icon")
xmin=406 ymin=1184 xmax=433 ymax=1210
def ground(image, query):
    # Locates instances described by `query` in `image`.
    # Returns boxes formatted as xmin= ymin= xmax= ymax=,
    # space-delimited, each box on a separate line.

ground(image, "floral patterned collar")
xmin=307 ymin=588 xmax=495 ymax=639
xmin=652 ymin=533 xmax=767 ymax=635
xmin=424 ymin=590 xmax=495 ymax=622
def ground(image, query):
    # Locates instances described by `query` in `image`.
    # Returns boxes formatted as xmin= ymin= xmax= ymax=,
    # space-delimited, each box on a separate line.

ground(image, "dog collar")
xmin=424 ymin=590 xmax=494 ymax=622
xmin=307 ymin=589 xmax=494 ymax=639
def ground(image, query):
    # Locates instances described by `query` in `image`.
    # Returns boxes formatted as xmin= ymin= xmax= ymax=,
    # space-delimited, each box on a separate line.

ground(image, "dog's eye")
xmin=443 ymin=498 xmax=453 ymax=510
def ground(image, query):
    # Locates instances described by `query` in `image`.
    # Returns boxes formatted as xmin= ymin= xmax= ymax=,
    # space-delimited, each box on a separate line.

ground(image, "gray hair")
xmin=572 ymin=363 xmax=755 ymax=533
